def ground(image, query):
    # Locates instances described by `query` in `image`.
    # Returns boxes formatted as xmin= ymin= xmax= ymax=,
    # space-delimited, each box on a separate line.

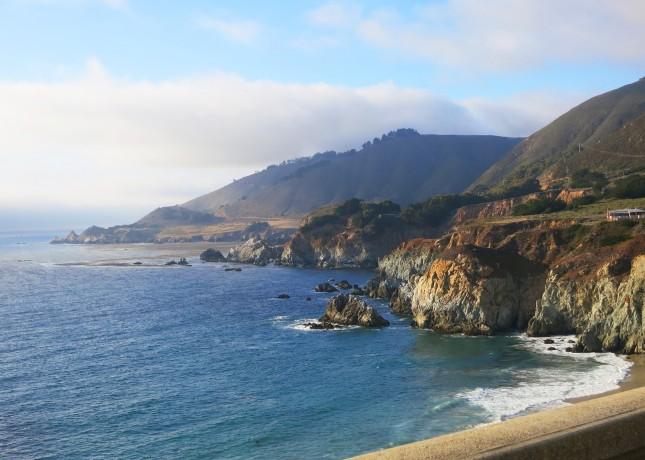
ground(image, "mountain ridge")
xmin=184 ymin=129 xmax=522 ymax=218
xmin=470 ymin=78 xmax=645 ymax=192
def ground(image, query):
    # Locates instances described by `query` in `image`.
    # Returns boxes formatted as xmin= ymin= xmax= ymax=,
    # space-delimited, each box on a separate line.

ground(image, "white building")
xmin=606 ymin=208 xmax=645 ymax=221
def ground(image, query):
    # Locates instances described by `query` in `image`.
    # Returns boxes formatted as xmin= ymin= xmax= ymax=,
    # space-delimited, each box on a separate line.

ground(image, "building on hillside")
xmin=606 ymin=208 xmax=645 ymax=221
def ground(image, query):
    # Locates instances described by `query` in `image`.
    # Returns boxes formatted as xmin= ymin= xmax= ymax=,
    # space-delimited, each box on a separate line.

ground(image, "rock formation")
xmin=226 ymin=238 xmax=283 ymax=265
xmin=411 ymin=245 xmax=546 ymax=334
xmin=199 ymin=248 xmax=227 ymax=262
xmin=528 ymin=238 xmax=645 ymax=353
xmin=318 ymin=294 xmax=390 ymax=328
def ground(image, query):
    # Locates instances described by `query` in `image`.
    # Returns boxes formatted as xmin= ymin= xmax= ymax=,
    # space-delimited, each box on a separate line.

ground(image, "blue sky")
xmin=1 ymin=0 xmax=641 ymax=96
xmin=1 ymin=0 xmax=644 ymax=229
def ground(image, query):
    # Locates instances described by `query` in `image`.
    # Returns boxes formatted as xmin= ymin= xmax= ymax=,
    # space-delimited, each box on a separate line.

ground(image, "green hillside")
xmin=471 ymin=78 xmax=645 ymax=193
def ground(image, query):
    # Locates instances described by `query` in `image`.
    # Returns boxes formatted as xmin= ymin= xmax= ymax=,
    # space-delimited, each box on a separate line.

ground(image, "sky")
xmin=1 ymin=0 xmax=644 ymax=230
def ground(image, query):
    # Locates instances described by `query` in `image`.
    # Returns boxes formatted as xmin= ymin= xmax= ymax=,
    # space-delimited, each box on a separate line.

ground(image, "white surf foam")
xmin=286 ymin=318 xmax=361 ymax=332
xmin=457 ymin=334 xmax=632 ymax=422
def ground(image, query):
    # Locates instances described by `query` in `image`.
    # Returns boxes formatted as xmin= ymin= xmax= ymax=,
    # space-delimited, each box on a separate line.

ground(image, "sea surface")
xmin=0 ymin=231 xmax=632 ymax=459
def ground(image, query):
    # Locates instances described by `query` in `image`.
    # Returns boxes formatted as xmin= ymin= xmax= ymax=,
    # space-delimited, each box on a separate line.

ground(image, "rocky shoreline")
xmin=362 ymin=219 xmax=644 ymax=354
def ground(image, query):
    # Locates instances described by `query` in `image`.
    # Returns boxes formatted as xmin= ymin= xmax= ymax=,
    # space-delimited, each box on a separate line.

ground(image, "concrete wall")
xmin=352 ymin=386 xmax=645 ymax=460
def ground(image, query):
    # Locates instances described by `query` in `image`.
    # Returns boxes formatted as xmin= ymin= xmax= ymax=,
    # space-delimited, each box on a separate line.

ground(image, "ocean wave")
xmin=457 ymin=334 xmax=632 ymax=422
xmin=286 ymin=318 xmax=361 ymax=332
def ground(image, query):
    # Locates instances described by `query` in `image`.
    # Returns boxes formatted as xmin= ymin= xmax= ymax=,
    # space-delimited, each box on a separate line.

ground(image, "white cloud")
xmin=308 ymin=1 xmax=361 ymax=28
xmin=0 ymin=58 xmax=582 ymax=213
xmin=311 ymin=0 xmax=645 ymax=71
xmin=198 ymin=17 xmax=262 ymax=44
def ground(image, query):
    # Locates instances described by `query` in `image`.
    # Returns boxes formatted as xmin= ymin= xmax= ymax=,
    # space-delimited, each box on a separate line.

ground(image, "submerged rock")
xmin=319 ymin=294 xmax=389 ymax=328
xmin=276 ymin=294 xmax=290 ymax=299
xmin=314 ymin=282 xmax=338 ymax=293
xmin=304 ymin=321 xmax=343 ymax=330
xmin=336 ymin=280 xmax=352 ymax=290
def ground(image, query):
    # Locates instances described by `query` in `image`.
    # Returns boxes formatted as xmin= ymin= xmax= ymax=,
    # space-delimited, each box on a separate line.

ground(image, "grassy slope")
xmin=467 ymin=197 xmax=645 ymax=226
xmin=471 ymin=78 xmax=645 ymax=192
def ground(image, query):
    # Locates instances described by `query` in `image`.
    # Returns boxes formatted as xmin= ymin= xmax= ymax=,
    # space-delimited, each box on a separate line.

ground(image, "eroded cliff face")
xmin=529 ymin=238 xmax=645 ymax=353
xmin=367 ymin=239 xmax=444 ymax=315
xmin=369 ymin=218 xmax=645 ymax=352
xmin=411 ymin=245 xmax=546 ymax=335
xmin=280 ymin=227 xmax=417 ymax=268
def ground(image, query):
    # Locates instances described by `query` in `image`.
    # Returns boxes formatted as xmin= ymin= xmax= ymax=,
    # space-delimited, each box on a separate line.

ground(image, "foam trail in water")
xmin=458 ymin=334 xmax=632 ymax=421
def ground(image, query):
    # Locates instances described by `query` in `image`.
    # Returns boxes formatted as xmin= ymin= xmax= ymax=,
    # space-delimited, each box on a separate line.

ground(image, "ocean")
xmin=0 ymin=231 xmax=631 ymax=459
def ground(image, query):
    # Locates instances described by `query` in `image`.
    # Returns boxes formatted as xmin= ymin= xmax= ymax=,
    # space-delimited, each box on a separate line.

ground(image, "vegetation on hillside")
xmin=471 ymin=78 xmax=645 ymax=194
xmin=512 ymin=197 xmax=567 ymax=216
xmin=609 ymin=175 xmax=645 ymax=199
xmin=401 ymin=194 xmax=485 ymax=226
xmin=570 ymin=169 xmax=608 ymax=191
xmin=301 ymin=199 xmax=403 ymax=238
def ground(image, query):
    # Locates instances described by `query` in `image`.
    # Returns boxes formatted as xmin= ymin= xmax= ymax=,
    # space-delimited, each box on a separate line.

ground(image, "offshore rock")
xmin=319 ymin=294 xmax=390 ymax=328
xmin=314 ymin=282 xmax=338 ymax=293
xmin=227 ymin=238 xmax=283 ymax=265
xmin=199 ymin=248 xmax=227 ymax=262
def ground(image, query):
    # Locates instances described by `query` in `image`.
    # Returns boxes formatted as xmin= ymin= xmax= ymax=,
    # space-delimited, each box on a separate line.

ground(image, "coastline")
xmin=571 ymin=354 xmax=645 ymax=403
xmin=353 ymin=385 xmax=645 ymax=460
xmin=353 ymin=353 xmax=645 ymax=460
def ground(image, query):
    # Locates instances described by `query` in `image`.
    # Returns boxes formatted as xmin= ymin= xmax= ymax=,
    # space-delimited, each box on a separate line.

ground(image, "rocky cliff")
xmin=280 ymin=199 xmax=432 ymax=268
xmin=411 ymin=245 xmax=546 ymax=335
xmin=528 ymin=236 xmax=645 ymax=353
xmin=367 ymin=217 xmax=645 ymax=352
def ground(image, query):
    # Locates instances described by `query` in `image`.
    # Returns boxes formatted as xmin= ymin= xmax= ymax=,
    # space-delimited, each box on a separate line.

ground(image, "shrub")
xmin=301 ymin=214 xmax=343 ymax=233
xmin=609 ymin=175 xmax=645 ymax=199
xmin=558 ymin=223 xmax=588 ymax=244
xmin=599 ymin=234 xmax=630 ymax=246
xmin=512 ymin=198 xmax=567 ymax=216
xmin=566 ymin=195 xmax=598 ymax=210
xmin=401 ymin=194 xmax=486 ymax=227
xmin=570 ymin=169 xmax=608 ymax=190
xmin=494 ymin=179 xmax=542 ymax=199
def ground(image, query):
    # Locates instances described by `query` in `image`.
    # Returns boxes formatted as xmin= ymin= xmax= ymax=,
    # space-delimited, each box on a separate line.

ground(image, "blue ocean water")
xmin=0 ymin=232 xmax=631 ymax=459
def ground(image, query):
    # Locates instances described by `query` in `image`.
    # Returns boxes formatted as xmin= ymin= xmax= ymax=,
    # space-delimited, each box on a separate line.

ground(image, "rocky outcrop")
xmin=366 ymin=239 xmax=443 ymax=315
xmin=200 ymin=248 xmax=227 ymax=262
xmin=556 ymin=188 xmax=593 ymax=205
xmin=280 ymin=229 xmax=411 ymax=268
xmin=411 ymin=245 xmax=546 ymax=335
xmin=528 ymin=238 xmax=645 ymax=353
xmin=452 ymin=190 xmax=588 ymax=225
xmin=314 ymin=282 xmax=338 ymax=293
xmin=279 ymin=199 xmax=433 ymax=268
xmin=51 ymin=206 xmax=223 ymax=244
xmin=319 ymin=294 xmax=390 ymax=327
xmin=227 ymin=238 xmax=283 ymax=265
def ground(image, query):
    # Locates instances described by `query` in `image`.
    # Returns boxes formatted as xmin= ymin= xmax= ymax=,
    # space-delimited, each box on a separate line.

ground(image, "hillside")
xmin=135 ymin=205 xmax=223 ymax=227
xmin=184 ymin=129 xmax=521 ymax=218
xmin=471 ymin=78 xmax=645 ymax=192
